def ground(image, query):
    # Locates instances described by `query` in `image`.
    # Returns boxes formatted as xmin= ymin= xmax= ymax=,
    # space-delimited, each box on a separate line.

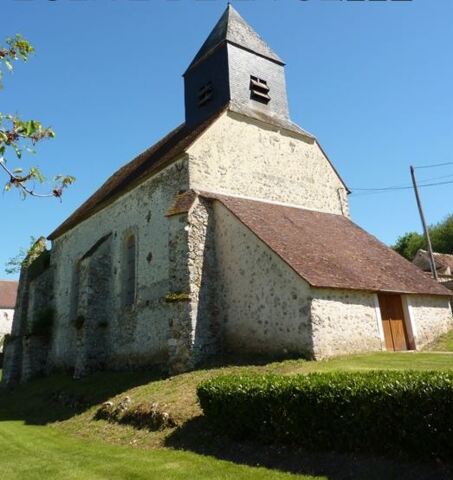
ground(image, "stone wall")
xmin=310 ymin=289 xmax=383 ymax=359
xmin=406 ymin=294 xmax=453 ymax=349
xmin=165 ymin=196 xmax=220 ymax=372
xmin=21 ymin=265 xmax=54 ymax=382
xmin=2 ymin=240 xmax=52 ymax=384
xmin=73 ymin=235 xmax=112 ymax=377
xmin=188 ymin=198 xmax=220 ymax=361
xmin=166 ymin=207 xmax=192 ymax=374
xmin=188 ymin=111 xmax=349 ymax=217
xmin=213 ymin=202 xmax=314 ymax=357
xmin=48 ymin=158 xmax=190 ymax=373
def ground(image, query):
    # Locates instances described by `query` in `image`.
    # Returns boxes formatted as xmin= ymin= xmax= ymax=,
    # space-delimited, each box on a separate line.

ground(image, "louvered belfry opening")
xmin=250 ymin=76 xmax=270 ymax=104
xmin=198 ymin=81 xmax=213 ymax=107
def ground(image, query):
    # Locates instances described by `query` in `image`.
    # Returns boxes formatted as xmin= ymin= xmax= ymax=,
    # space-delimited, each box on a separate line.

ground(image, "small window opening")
xmin=250 ymin=76 xmax=270 ymax=104
xmin=123 ymin=234 xmax=136 ymax=308
xmin=198 ymin=82 xmax=213 ymax=107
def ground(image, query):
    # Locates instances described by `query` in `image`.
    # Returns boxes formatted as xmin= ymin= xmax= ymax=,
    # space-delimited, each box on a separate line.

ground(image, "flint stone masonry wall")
xmin=310 ymin=289 xmax=383 ymax=359
xmin=26 ymin=267 xmax=54 ymax=333
xmin=2 ymin=268 xmax=29 ymax=383
xmin=213 ymin=202 xmax=314 ymax=357
xmin=407 ymin=295 xmax=453 ymax=349
xmin=166 ymin=197 xmax=220 ymax=373
xmin=21 ymin=336 xmax=50 ymax=383
xmin=166 ymin=210 xmax=192 ymax=374
xmin=73 ymin=236 xmax=112 ymax=377
xmin=187 ymin=112 xmax=349 ymax=217
xmin=48 ymin=159 xmax=190 ymax=372
xmin=2 ymin=242 xmax=51 ymax=384
xmin=188 ymin=198 xmax=220 ymax=361
xmin=21 ymin=266 xmax=54 ymax=382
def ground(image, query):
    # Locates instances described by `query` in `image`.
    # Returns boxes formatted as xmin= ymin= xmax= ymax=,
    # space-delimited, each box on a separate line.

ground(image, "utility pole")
xmin=410 ymin=165 xmax=438 ymax=280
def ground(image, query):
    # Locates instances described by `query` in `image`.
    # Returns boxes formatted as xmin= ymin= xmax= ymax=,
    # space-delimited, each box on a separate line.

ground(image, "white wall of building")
xmin=0 ymin=308 xmax=14 ymax=336
xmin=188 ymin=111 xmax=349 ymax=217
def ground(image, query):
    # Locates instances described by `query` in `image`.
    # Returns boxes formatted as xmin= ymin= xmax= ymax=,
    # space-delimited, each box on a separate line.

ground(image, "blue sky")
xmin=1 ymin=0 xmax=452 ymax=278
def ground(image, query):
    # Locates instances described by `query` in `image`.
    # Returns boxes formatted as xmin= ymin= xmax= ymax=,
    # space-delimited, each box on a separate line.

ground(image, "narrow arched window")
xmin=123 ymin=234 xmax=136 ymax=307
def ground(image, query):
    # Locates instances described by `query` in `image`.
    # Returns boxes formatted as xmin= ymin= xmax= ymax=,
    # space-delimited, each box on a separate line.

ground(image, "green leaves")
xmin=198 ymin=370 xmax=453 ymax=460
xmin=393 ymin=215 xmax=453 ymax=260
xmin=0 ymin=34 xmax=34 ymax=88
xmin=0 ymin=34 xmax=74 ymax=199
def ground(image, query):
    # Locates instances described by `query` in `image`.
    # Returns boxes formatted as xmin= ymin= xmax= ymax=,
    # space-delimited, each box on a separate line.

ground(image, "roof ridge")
xmin=185 ymin=4 xmax=283 ymax=74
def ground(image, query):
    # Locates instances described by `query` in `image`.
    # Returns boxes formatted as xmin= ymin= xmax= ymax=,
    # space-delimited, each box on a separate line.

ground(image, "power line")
xmin=350 ymin=179 xmax=453 ymax=196
xmin=351 ymin=161 xmax=453 ymax=192
xmin=352 ymin=184 xmax=412 ymax=192
xmin=352 ymin=175 xmax=453 ymax=192
xmin=417 ymin=172 xmax=453 ymax=183
xmin=414 ymin=161 xmax=453 ymax=169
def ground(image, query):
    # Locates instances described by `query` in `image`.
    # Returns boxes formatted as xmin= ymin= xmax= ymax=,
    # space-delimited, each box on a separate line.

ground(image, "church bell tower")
xmin=183 ymin=4 xmax=290 ymax=127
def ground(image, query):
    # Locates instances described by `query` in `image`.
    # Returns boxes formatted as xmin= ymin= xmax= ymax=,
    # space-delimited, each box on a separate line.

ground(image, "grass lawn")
xmin=0 ymin=420 xmax=304 ymax=480
xmin=1 ymin=352 xmax=453 ymax=479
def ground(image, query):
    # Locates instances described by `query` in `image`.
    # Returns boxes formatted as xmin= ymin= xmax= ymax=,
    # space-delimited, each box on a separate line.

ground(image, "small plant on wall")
xmin=164 ymin=292 xmax=191 ymax=303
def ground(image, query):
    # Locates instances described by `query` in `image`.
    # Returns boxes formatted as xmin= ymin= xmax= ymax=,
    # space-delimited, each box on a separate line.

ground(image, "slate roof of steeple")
xmin=185 ymin=4 xmax=284 ymax=73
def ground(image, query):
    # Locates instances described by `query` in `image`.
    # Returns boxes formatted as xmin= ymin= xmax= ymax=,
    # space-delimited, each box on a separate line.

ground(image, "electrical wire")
xmin=348 ymin=161 xmax=453 ymax=196
xmin=417 ymin=172 xmax=453 ymax=183
xmin=350 ymin=179 xmax=453 ymax=197
xmin=414 ymin=161 xmax=453 ymax=170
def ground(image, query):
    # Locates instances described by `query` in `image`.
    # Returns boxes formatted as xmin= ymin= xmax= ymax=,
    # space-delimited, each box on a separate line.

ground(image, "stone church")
xmin=3 ymin=5 xmax=452 ymax=383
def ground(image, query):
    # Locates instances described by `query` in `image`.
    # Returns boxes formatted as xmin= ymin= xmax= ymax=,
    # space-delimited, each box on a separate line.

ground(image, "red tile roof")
xmin=0 ymin=280 xmax=18 ymax=309
xmin=414 ymin=249 xmax=453 ymax=273
xmin=203 ymin=193 xmax=451 ymax=296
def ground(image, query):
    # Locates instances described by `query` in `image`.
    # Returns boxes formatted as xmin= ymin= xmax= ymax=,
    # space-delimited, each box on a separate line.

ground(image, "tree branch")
xmin=0 ymin=157 xmax=57 ymax=198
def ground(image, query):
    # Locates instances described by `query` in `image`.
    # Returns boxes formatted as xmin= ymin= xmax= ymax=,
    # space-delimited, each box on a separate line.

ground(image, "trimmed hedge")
xmin=197 ymin=371 xmax=453 ymax=459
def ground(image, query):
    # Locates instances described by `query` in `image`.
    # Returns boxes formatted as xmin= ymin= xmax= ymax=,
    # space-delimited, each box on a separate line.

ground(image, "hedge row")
xmin=197 ymin=370 xmax=453 ymax=459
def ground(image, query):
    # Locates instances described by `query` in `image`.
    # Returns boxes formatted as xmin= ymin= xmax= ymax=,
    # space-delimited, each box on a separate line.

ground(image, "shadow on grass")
xmin=0 ymin=369 xmax=166 ymax=425
xmin=165 ymin=416 xmax=453 ymax=480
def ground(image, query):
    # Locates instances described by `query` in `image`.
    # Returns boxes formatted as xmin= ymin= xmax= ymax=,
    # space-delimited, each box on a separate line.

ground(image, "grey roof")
xmin=186 ymin=4 xmax=283 ymax=73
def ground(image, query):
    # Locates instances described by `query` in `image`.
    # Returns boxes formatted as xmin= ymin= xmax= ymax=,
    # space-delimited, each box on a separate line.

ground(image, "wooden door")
xmin=378 ymin=294 xmax=409 ymax=351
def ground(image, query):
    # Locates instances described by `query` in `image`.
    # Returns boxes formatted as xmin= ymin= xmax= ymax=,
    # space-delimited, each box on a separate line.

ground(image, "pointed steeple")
xmin=183 ymin=5 xmax=289 ymax=127
xmin=186 ymin=4 xmax=283 ymax=73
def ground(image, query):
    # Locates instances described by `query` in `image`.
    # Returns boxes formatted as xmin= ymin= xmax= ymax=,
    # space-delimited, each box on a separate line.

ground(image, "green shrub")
xmin=197 ymin=371 xmax=453 ymax=460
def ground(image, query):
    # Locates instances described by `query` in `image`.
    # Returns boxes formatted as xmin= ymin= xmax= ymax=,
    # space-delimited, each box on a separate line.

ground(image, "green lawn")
xmin=0 ymin=352 xmax=452 ymax=479
xmin=0 ymin=420 xmax=306 ymax=480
